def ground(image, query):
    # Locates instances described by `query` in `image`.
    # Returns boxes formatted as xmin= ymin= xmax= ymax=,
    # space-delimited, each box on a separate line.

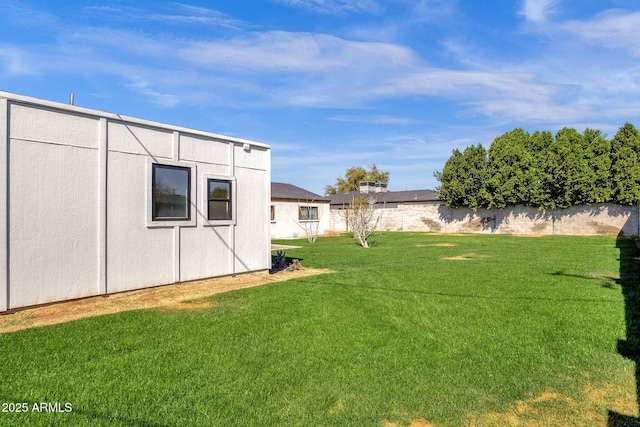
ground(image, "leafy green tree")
xmin=325 ymin=164 xmax=390 ymax=195
xmin=434 ymin=149 xmax=465 ymax=208
xmin=555 ymin=127 xmax=596 ymax=206
xmin=534 ymin=127 xmax=596 ymax=209
xmin=436 ymin=123 xmax=638 ymax=209
xmin=583 ymin=128 xmax=613 ymax=203
xmin=611 ymin=122 xmax=640 ymax=205
xmin=528 ymin=130 xmax=555 ymax=208
xmin=485 ymin=128 xmax=535 ymax=208
xmin=434 ymin=144 xmax=488 ymax=208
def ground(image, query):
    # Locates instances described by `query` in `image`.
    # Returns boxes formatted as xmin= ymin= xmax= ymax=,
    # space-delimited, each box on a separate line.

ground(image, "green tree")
xmin=583 ymin=128 xmax=613 ymax=203
xmin=325 ymin=164 xmax=390 ymax=195
xmin=436 ymin=123 xmax=636 ymax=209
xmin=528 ymin=130 xmax=555 ymax=208
xmin=485 ymin=128 xmax=535 ymax=208
xmin=534 ymin=127 xmax=595 ymax=209
xmin=611 ymin=122 xmax=640 ymax=205
xmin=555 ymin=127 xmax=596 ymax=207
xmin=434 ymin=144 xmax=488 ymax=208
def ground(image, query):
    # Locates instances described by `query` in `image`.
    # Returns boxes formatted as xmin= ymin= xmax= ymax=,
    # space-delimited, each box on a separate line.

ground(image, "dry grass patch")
xmin=442 ymin=252 xmax=489 ymax=261
xmin=327 ymin=399 xmax=345 ymax=415
xmin=464 ymin=374 xmax=639 ymax=427
xmin=384 ymin=418 xmax=435 ymax=427
xmin=0 ymin=268 xmax=332 ymax=333
xmin=157 ymin=300 xmax=214 ymax=311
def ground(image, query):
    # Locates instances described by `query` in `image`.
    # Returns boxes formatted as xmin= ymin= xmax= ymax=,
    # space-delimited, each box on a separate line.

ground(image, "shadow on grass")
xmin=610 ymin=235 xmax=640 ymax=427
xmin=550 ymin=270 xmax=619 ymax=288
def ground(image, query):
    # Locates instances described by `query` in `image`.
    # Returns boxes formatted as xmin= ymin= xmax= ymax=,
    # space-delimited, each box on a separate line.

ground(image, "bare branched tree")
xmin=341 ymin=195 xmax=382 ymax=248
xmin=299 ymin=217 xmax=320 ymax=243
xmin=296 ymin=200 xmax=321 ymax=243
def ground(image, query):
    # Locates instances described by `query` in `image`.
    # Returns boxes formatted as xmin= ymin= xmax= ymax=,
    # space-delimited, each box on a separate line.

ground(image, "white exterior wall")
xmin=330 ymin=202 xmax=639 ymax=236
xmin=270 ymin=200 xmax=330 ymax=239
xmin=0 ymin=92 xmax=270 ymax=311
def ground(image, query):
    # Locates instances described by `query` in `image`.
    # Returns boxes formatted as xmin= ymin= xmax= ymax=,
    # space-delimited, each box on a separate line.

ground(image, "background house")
xmin=0 ymin=91 xmax=271 ymax=311
xmin=270 ymin=183 xmax=330 ymax=239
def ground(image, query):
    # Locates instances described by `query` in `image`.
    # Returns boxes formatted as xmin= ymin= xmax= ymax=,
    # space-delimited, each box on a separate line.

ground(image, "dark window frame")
xmin=152 ymin=163 xmax=191 ymax=221
xmin=207 ymin=179 xmax=233 ymax=221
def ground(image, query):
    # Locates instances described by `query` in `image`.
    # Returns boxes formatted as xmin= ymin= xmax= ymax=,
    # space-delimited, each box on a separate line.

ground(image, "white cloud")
xmin=328 ymin=115 xmax=422 ymax=125
xmin=0 ymin=45 xmax=39 ymax=75
xmin=560 ymin=9 xmax=640 ymax=56
xmin=273 ymin=0 xmax=380 ymax=15
xmin=179 ymin=31 xmax=416 ymax=73
xmin=3 ymin=2 xmax=637 ymax=129
xmin=150 ymin=4 xmax=248 ymax=30
xmin=0 ymin=0 xmax=57 ymax=27
xmin=519 ymin=0 xmax=558 ymax=23
xmin=83 ymin=3 xmax=248 ymax=30
xmin=129 ymin=80 xmax=180 ymax=108
xmin=13 ymin=24 xmax=568 ymax=118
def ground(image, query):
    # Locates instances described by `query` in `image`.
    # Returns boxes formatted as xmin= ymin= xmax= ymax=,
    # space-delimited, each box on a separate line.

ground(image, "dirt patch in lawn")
xmin=464 ymin=375 xmax=638 ymax=427
xmin=442 ymin=253 xmax=488 ymax=261
xmin=384 ymin=419 xmax=434 ymax=427
xmin=0 ymin=268 xmax=332 ymax=333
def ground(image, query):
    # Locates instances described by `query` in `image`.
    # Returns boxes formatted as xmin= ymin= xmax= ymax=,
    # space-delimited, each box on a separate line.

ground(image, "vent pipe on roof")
xmin=69 ymin=93 xmax=75 ymax=105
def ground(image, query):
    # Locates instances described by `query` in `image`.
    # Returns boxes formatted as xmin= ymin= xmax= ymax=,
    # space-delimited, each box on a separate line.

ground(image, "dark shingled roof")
xmin=328 ymin=189 xmax=439 ymax=206
xmin=271 ymin=182 xmax=329 ymax=202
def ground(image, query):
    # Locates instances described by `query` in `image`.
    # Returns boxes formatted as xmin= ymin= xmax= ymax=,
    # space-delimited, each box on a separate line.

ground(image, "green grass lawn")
xmin=0 ymin=233 xmax=637 ymax=426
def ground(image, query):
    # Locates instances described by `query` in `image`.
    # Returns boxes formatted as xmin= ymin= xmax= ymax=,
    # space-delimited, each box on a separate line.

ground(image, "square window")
xmin=208 ymin=179 xmax=232 ymax=220
xmin=152 ymin=164 xmax=191 ymax=220
xmin=299 ymin=206 xmax=318 ymax=221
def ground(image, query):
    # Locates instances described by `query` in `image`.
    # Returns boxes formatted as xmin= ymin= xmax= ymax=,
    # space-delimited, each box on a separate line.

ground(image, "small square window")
xmin=208 ymin=179 xmax=232 ymax=221
xmin=299 ymin=206 xmax=318 ymax=221
xmin=152 ymin=164 xmax=191 ymax=221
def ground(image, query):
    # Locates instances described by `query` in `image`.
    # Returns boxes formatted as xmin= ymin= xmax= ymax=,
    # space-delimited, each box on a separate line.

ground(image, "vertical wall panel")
xmin=106 ymin=152 xmax=175 ymax=293
xmin=233 ymin=167 xmax=270 ymax=273
xmin=0 ymin=99 xmax=7 ymax=312
xmin=8 ymin=135 xmax=100 ymax=308
xmin=98 ymin=118 xmax=107 ymax=294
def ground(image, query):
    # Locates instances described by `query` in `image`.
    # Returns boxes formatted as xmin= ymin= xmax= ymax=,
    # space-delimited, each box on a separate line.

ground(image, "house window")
xmin=299 ymin=206 xmax=318 ymax=221
xmin=152 ymin=164 xmax=191 ymax=220
xmin=208 ymin=179 xmax=232 ymax=220
xmin=271 ymin=205 xmax=275 ymax=221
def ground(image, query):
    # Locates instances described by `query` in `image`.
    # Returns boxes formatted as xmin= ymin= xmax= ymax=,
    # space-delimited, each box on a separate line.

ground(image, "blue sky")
xmin=1 ymin=0 xmax=639 ymax=195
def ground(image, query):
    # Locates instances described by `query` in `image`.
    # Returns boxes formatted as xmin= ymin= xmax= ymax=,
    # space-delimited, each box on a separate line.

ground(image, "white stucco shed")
xmin=0 ymin=91 xmax=271 ymax=311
